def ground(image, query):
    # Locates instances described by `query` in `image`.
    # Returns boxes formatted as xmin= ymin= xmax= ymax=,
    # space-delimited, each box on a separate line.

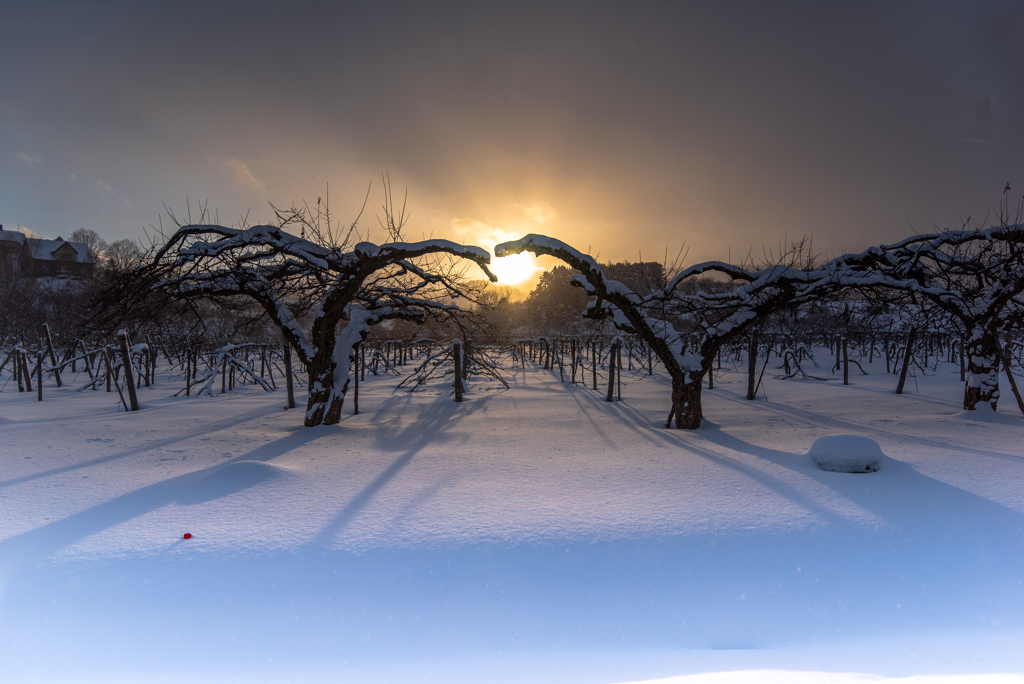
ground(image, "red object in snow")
xmin=183 ymin=533 xmax=192 ymax=539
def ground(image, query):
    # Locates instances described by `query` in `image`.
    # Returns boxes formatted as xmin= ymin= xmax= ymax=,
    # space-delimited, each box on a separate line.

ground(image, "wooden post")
xmin=42 ymin=323 xmax=61 ymax=387
xmin=283 ymin=337 xmax=295 ymax=409
xmin=265 ymin=350 xmax=276 ymax=389
xmin=141 ymin=347 xmax=151 ymax=388
xmin=118 ymin=332 xmax=140 ymax=411
xmin=592 ymin=342 xmax=598 ymax=390
xmin=80 ymin=340 xmax=94 ymax=379
xmin=36 ymin=353 xmax=43 ymax=401
xmin=843 ymin=338 xmax=849 ymax=385
xmin=605 ymin=341 xmax=617 ymax=402
xmin=616 ymin=343 xmax=622 ymax=401
xmin=353 ymin=343 xmax=359 ymax=415
xmin=107 ymin=348 xmax=128 ymax=411
xmin=185 ymin=352 xmax=191 ymax=396
xmin=105 ymin=346 xmax=111 ymax=392
xmin=21 ymin=351 xmax=32 ymax=392
xmin=570 ymin=339 xmax=577 ymax=383
xmin=558 ymin=340 xmax=565 ymax=382
xmin=453 ymin=339 xmax=464 ymax=402
xmin=15 ymin=349 xmax=23 ymax=392
xmin=896 ymin=328 xmax=917 ymax=395
xmin=959 ymin=334 xmax=966 ymax=382
xmin=747 ymin=332 xmax=758 ymax=400
xmin=146 ymin=335 xmax=156 ymax=385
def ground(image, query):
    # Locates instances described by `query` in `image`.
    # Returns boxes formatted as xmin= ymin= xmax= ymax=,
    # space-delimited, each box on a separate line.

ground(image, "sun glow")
xmin=449 ymin=218 xmax=544 ymax=286
xmin=490 ymin=251 xmax=540 ymax=285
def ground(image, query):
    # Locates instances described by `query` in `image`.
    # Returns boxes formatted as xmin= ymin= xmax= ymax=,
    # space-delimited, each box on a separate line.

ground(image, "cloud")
xmin=14 ymin=225 xmax=45 ymax=239
xmin=69 ymin=173 xmax=78 ymax=181
xmin=514 ymin=202 xmax=557 ymax=224
xmin=450 ymin=218 xmax=522 ymax=250
xmin=15 ymin=152 xmax=41 ymax=166
xmin=96 ymin=180 xmax=114 ymax=193
xmin=209 ymin=156 xmax=265 ymax=190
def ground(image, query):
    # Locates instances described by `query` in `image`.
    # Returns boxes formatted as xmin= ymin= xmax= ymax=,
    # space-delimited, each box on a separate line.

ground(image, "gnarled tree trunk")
xmin=305 ymin=347 xmax=348 ymax=426
xmin=668 ymin=371 xmax=705 ymax=429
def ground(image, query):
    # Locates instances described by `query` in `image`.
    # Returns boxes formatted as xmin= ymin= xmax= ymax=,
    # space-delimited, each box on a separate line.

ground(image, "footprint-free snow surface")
xmin=1 ymin=354 xmax=1023 ymax=683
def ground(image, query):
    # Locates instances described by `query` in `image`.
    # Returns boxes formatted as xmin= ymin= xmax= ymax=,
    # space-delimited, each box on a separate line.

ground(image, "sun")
xmin=490 ymin=251 xmax=539 ymax=285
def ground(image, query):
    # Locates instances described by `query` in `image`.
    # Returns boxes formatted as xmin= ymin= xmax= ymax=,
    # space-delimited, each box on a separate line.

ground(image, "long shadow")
xmin=696 ymin=423 xmax=1024 ymax=543
xmin=0 ymin=404 xmax=283 ymax=490
xmin=539 ymin=383 xmax=1024 ymax=538
xmin=0 ymin=427 xmax=331 ymax=569
xmin=710 ymin=386 xmax=1024 ymax=463
xmin=565 ymin=386 xmax=620 ymax=447
xmin=311 ymin=392 xmax=495 ymax=545
xmin=666 ymin=422 xmax=855 ymax=528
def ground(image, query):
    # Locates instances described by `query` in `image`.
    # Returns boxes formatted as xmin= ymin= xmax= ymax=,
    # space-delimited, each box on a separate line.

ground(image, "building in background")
xmin=0 ymin=225 xmax=96 ymax=279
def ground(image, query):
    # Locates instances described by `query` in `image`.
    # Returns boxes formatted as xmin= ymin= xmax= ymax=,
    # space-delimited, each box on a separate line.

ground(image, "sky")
xmin=2 ymin=0 xmax=1023 ymax=287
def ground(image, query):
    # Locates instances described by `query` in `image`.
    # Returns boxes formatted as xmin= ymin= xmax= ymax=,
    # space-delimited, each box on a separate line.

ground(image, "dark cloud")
xmin=1 ymin=0 xmax=1021 ymax=263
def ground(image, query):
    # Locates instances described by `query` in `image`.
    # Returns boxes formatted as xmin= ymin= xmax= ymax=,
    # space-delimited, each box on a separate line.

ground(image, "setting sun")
xmin=489 ymin=250 xmax=539 ymax=285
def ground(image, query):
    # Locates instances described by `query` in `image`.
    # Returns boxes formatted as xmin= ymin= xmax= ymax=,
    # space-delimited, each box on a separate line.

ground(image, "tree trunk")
xmin=963 ymin=326 xmax=1000 ymax=411
xmin=668 ymin=371 xmax=704 ymax=429
xmin=304 ymin=348 xmax=348 ymax=426
xmin=304 ymin=314 xmax=373 ymax=426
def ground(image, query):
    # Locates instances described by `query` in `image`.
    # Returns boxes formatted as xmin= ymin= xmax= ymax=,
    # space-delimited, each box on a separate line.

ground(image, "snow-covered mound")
xmin=808 ymin=434 xmax=883 ymax=473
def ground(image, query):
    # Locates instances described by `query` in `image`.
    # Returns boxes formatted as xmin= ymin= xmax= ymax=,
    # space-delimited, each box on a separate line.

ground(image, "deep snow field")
xmin=1 ymin=349 xmax=1023 ymax=684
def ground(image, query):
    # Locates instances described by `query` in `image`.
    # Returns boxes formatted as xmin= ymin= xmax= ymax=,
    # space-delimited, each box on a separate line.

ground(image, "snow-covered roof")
xmin=24 ymin=237 xmax=96 ymax=263
xmin=0 ymin=230 xmax=27 ymax=245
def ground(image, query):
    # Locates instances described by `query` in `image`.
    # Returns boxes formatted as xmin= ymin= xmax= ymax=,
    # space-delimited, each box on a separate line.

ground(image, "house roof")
xmin=25 ymin=237 xmax=96 ymax=263
xmin=0 ymin=230 xmax=27 ymax=246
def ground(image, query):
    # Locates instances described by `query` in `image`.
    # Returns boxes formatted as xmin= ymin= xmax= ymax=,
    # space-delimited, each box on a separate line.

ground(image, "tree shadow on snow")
xmin=694 ymin=422 xmax=1024 ymax=548
xmin=0 ymin=427 xmax=332 ymax=570
xmin=709 ymin=387 xmax=1024 ymax=464
xmin=309 ymin=391 xmax=497 ymax=545
xmin=0 ymin=404 xmax=283 ymax=491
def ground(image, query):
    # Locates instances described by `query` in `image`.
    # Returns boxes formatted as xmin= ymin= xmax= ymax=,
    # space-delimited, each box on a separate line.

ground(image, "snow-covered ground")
xmin=1 ymin=351 xmax=1023 ymax=683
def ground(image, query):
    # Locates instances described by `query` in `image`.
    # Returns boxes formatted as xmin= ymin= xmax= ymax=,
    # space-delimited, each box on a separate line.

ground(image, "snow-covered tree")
xmin=496 ymin=235 xmax=848 ymax=429
xmin=836 ymin=210 xmax=1024 ymax=411
xmin=148 ymin=204 xmax=496 ymax=426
